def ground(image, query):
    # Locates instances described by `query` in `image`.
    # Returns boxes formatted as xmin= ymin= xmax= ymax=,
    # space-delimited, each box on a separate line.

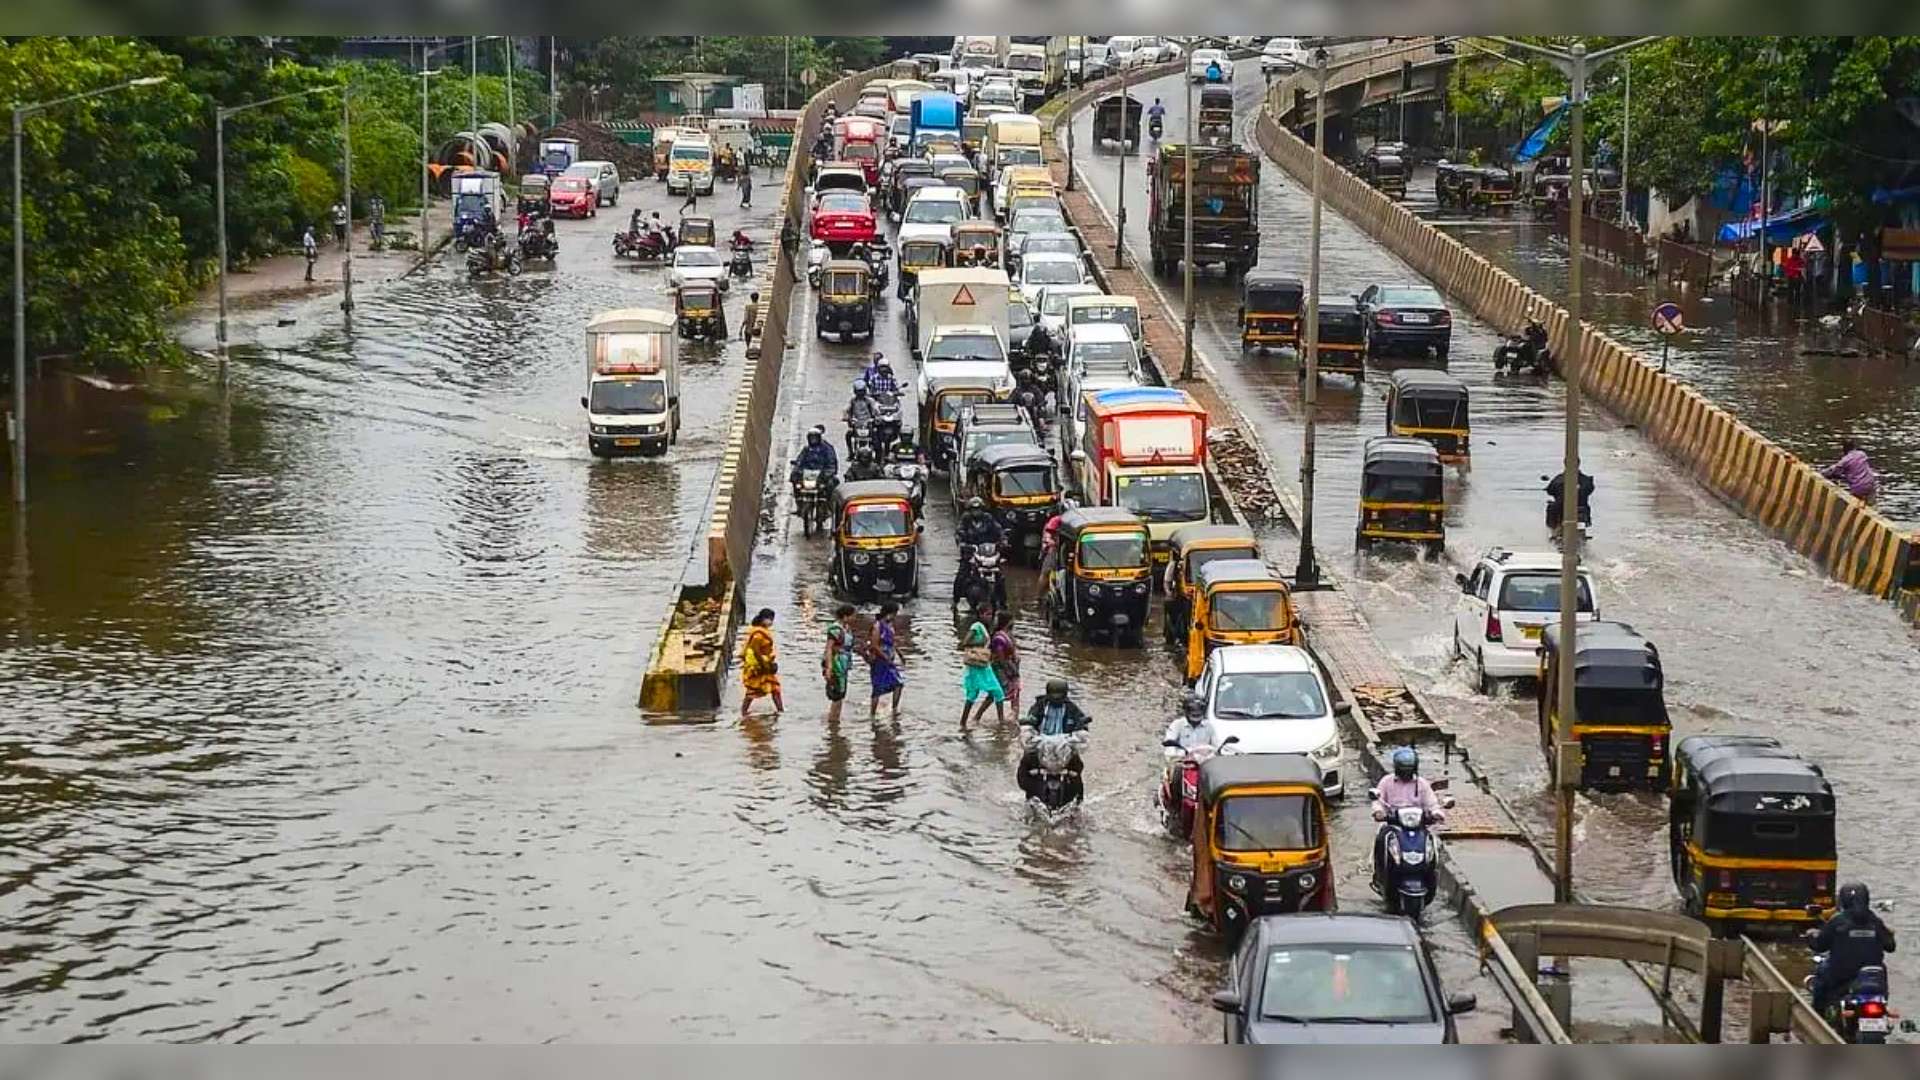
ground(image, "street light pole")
xmin=422 ymin=67 xmax=438 ymax=256
xmin=10 ymin=74 xmax=167 ymax=505
xmin=341 ymin=87 xmax=354 ymax=318
xmin=470 ymin=36 xmax=479 ymax=135
xmin=1065 ymin=41 xmax=1076 ymax=194
xmin=503 ymin=36 xmax=515 ymax=136
xmin=1114 ymin=69 xmax=1129 ymax=270
xmin=1295 ymin=49 xmax=1329 ymax=588
xmin=1180 ymin=71 xmax=1195 ymax=381
xmin=1619 ymin=57 xmax=1632 ymax=231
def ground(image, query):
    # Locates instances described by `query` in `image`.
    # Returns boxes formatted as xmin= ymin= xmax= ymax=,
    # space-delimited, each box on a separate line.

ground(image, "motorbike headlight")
xmin=892 ymin=550 xmax=912 ymax=564
xmin=851 ymin=552 xmax=871 ymax=566
xmin=1227 ymin=874 xmax=1247 ymax=893
xmin=1401 ymin=851 xmax=1426 ymax=866
xmin=1087 ymin=584 xmax=1103 ymax=596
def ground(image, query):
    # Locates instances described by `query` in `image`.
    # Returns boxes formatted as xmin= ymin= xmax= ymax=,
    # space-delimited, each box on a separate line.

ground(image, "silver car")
xmin=564 ymin=160 xmax=621 ymax=207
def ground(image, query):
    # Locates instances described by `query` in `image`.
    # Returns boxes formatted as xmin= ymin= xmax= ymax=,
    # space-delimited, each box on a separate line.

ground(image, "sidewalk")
xmin=187 ymin=209 xmax=437 ymax=316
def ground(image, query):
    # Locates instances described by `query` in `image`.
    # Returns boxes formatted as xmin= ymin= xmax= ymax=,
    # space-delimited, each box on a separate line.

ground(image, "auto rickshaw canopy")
xmin=1194 ymin=557 xmax=1288 ymax=595
xmin=678 ymin=214 xmax=717 ymax=247
xmin=1388 ymin=369 xmax=1470 ymax=428
xmin=1168 ymin=524 xmax=1257 ymax=557
xmin=821 ymin=259 xmax=872 ymax=297
xmin=1315 ymin=298 xmax=1367 ymax=342
xmin=1199 ymin=751 xmax=1324 ymax=805
xmin=1242 ymin=271 xmax=1304 ymax=314
xmin=1673 ymin=735 xmax=1835 ymax=861
xmin=1541 ymin=621 xmax=1662 ymax=690
xmin=969 ymin=442 xmax=1055 ymax=476
xmin=1361 ymin=437 xmax=1442 ymax=501
xmin=1057 ymin=506 xmax=1148 ymax=543
xmin=676 ymin=282 xmax=722 ymax=312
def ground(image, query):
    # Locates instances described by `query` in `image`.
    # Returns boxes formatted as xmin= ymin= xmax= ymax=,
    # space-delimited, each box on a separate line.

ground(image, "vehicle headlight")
xmin=1400 ymin=851 xmax=1426 ymax=866
xmin=892 ymin=550 xmax=911 ymax=564
xmin=590 ymin=425 xmax=607 ymax=435
xmin=1312 ymin=736 xmax=1341 ymax=761
xmin=1297 ymin=873 xmax=1317 ymax=892
xmin=1134 ymin=583 xmax=1149 ymax=595
xmin=1227 ymin=874 xmax=1247 ymax=893
xmin=1087 ymin=584 xmax=1103 ymax=596
xmin=851 ymin=552 xmax=871 ymax=566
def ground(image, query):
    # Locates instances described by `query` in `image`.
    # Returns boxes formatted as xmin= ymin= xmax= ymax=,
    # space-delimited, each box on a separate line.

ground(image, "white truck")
xmin=909 ymin=267 xmax=1011 ymax=369
xmin=956 ymin=35 xmax=1008 ymax=70
xmin=583 ymin=309 xmax=680 ymax=457
xmin=1006 ymin=43 xmax=1049 ymax=109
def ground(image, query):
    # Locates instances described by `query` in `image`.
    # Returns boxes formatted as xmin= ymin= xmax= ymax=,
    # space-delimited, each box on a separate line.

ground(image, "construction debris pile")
xmin=1206 ymin=425 xmax=1284 ymax=523
xmin=541 ymin=119 xmax=653 ymax=178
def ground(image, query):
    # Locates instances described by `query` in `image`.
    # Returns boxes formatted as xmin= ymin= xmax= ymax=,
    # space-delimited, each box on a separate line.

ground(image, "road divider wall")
xmin=1250 ymin=105 xmax=1918 ymax=621
xmin=641 ymin=66 xmax=882 ymax=712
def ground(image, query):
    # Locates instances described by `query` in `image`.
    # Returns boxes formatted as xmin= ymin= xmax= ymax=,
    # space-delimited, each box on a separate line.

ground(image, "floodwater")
xmin=1404 ymin=171 xmax=1920 ymax=527
xmin=1068 ymin=67 xmax=1920 ymax=1022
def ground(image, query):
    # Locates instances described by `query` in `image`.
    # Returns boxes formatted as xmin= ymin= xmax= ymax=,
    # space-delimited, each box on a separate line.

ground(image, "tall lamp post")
xmin=1491 ymin=35 xmax=1658 ymax=904
xmin=1114 ymin=66 xmax=1131 ymax=270
xmin=216 ymin=80 xmax=347 ymax=378
xmin=11 ymin=74 xmax=168 ymax=505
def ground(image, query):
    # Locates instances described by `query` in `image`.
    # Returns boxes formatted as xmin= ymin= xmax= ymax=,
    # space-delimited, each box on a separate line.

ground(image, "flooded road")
xmin=1068 ymin=67 xmax=1920 ymax=1010
xmin=1407 ymin=173 xmax=1920 ymax=526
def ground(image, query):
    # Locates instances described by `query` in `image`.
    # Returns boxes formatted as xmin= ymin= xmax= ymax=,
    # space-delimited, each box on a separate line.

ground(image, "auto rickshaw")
xmin=939 ymin=164 xmax=982 ymax=212
xmin=1183 ymin=559 xmax=1300 ymax=683
xmin=829 ymin=479 xmax=921 ymax=600
xmin=1538 ymin=621 xmax=1671 ymax=792
xmin=1385 ymin=369 xmax=1471 ymax=464
xmin=965 ymin=443 xmax=1059 ymax=565
xmin=951 ymin=220 xmax=1002 ymax=268
xmin=816 ymin=259 xmax=874 ymax=341
xmin=675 ymin=281 xmax=727 ymax=342
xmin=678 ymin=214 xmax=717 ymax=249
xmin=1162 ymin=524 xmax=1259 ymax=645
xmin=888 ymin=160 xmax=934 ymax=217
xmin=922 ymin=379 xmax=1002 ymax=471
xmin=1188 ymin=753 xmax=1334 ymax=938
xmin=1668 ymin=735 xmax=1836 ymax=930
xmin=1478 ymin=167 xmax=1517 ymax=213
xmin=517 ymin=174 xmax=552 ymax=217
xmin=1309 ymin=298 xmax=1367 ymax=379
xmin=1357 ymin=437 xmax=1444 ymax=553
xmin=1046 ymin=507 xmax=1152 ymax=644
xmin=895 ymin=232 xmax=953 ymax=300
xmin=1239 ymin=271 xmax=1305 ymax=353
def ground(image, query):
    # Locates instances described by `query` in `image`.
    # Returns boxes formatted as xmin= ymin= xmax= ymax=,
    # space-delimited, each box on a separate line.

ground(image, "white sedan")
xmin=1188 ymin=48 xmax=1234 ymax=83
xmin=1261 ymin=38 xmax=1311 ymax=74
xmin=668 ymin=245 xmax=729 ymax=291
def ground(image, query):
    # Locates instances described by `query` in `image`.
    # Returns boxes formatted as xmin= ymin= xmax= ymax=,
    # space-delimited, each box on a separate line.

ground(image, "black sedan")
xmin=1211 ymin=913 xmax=1475 ymax=1044
xmin=1357 ymin=283 xmax=1453 ymax=361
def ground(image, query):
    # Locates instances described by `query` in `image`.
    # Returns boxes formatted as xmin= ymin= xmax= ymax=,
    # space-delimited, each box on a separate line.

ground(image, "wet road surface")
xmin=1403 ymin=169 xmax=1920 ymax=526
xmin=0 ymin=176 xmax=783 ymax=1039
xmin=1066 ymin=66 xmax=1920 ymax=1011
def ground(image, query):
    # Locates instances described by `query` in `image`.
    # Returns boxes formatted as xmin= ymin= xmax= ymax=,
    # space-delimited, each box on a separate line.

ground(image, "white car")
xmin=901 ymin=185 xmax=971 ymax=233
xmin=1188 ymin=49 xmax=1234 ymax=83
xmin=1035 ymin=283 xmax=1103 ymax=344
xmin=1016 ymin=252 xmax=1088 ymax=307
xmin=1187 ymin=644 xmax=1348 ymax=797
xmin=1261 ymin=38 xmax=1311 ymax=74
xmin=1452 ymin=548 xmax=1599 ymax=693
xmin=668 ymin=245 xmax=729 ymax=292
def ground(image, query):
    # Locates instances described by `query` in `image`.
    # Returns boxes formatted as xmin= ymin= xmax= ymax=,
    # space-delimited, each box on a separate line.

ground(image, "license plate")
xmin=1520 ymin=625 xmax=1543 ymax=640
xmin=874 ymin=580 xmax=894 ymax=592
xmin=1399 ymin=312 xmax=1431 ymax=324
xmin=1607 ymin=765 xmax=1621 ymax=777
xmin=1858 ymin=1017 xmax=1889 ymax=1033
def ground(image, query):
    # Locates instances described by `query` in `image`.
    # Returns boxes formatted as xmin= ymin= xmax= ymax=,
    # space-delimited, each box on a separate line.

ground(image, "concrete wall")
xmin=1250 ymin=105 xmax=1918 ymax=619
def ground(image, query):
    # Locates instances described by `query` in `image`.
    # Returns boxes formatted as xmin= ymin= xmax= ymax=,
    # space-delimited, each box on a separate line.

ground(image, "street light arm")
xmin=218 ymin=80 xmax=346 ymax=120
xmin=1589 ymin=36 xmax=1662 ymax=65
xmin=16 ymin=73 xmax=168 ymax=118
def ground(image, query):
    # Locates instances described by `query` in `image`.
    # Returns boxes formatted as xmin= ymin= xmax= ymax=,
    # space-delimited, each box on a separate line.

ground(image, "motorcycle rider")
xmin=1372 ymin=747 xmax=1447 ymax=889
xmin=1545 ymin=462 xmax=1596 ymax=530
xmin=1018 ymin=679 xmax=1090 ymax=803
xmin=957 ymin=496 xmax=1006 ymax=549
xmin=845 ymin=444 xmax=884 ymax=482
xmin=845 ymin=380 xmax=882 ymax=452
xmin=862 ymin=353 xmax=901 ymax=398
xmin=790 ymin=425 xmax=840 ymax=501
xmin=1160 ymin=697 xmax=1221 ymax=817
xmin=1810 ymin=882 xmax=1897 ymax=1014
xmin=1025 ymin=319 xmax=1054 ymax=363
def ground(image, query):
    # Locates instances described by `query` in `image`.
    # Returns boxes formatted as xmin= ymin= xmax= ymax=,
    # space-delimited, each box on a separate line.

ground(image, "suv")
xmin=1187 ymin=644 xmax=1348 ymax=797
xmin=1452 ymin=548 xmax=1599 ymax=693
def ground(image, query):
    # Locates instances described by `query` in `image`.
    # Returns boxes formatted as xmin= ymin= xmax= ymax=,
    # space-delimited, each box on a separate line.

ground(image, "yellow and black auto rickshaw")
xmin=517 ymin=174 xmax=551 ymax=217
xmin=1669 ymin=735 xmax=1836 ymax=931
xmin=1047 ymin=507 xmax=1152 ymax=645
xmin=922 ymin=378 xmax=1002 ymax=472
xmin=965 ymin=443 xmax=1059 ymax=565
xmin=1537 ymin=621 xmax=1671 ymax=792
xmin=1309 ymin=297 xmax=1368 ymax=379
xmin=675 ymin=281 xmax=727 ymax=342
xmin=816 ymin=259 xmax=874 ymax=341
xmin=951 ymin=220 xmax=1002 ymax=269
xmin=1162 ymin=524 xmax=1259 ymax=645
xmin=678 ymin=213 xmax=717 ymax=249
xmin=1357 ymin=436 xmax=1444 ymax=553
xmin=1239 ymin=271 xmax=1305 ymax=353
xmin=1385 ymin=369 xmax=1471 ymax=464
xmin=895 ymin=232 xmax=953 ymax=300
xmin=1183 ymin=559 xmax=1301 ymax=683
xmin=1188 ymin=753 xmax=1333 ymax=938
xmin=829 ymin=479 xmax=921 ymax=600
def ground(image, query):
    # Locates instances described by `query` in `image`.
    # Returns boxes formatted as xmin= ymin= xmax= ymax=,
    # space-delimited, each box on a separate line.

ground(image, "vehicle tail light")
xmin=1485 ymin=612 xmax=1502 ymax=642
xmin=1862 ymin=1000 xmax=1886 ymax=1018
xmin=1718 ymin=870 xmax=1735 ymax=889
xmin=1375 ymin=312 xmax=1395 ymax=326
xmin=1650 ymin=735 xmax=1664 ymax=759
xmin=1433 ymin=311 xmax=1451 ymax=325
xmin=1815 ymin=872 xmax=1831 ymax=892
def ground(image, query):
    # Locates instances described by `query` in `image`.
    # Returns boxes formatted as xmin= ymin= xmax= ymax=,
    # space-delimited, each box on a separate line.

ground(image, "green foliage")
xmin=287 ymin=153 xmax=335 ymax=231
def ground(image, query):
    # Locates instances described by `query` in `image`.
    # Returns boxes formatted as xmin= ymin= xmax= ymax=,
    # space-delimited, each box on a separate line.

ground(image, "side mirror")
xmin=1221 ymin=735 xmax=1240 ymax=746
xmin=580 ymin=396 xmax=590 ymax=410
xmin=1070 ymin=449 xmax=1088 ymax=463
xmin=1210 ymin=990 xmax=1243 ymax=1015
xmin=1333 ymin=701 xmax=1353 ymax=718
xmin=1447 ymin=992 xmax=1478 ymax=1015
xmin=1430 ymin=777 xmax=1451 ymax=792
xmin=1454 ymin=572 xmax=1469 ymax=591
xmin=1441 ymin=795 xmax=1457 ymax=810
xmin=916 ymin=522 xmax=926 ymax=534
xmin=1367 ymin=786 xmax=1380 ymax=802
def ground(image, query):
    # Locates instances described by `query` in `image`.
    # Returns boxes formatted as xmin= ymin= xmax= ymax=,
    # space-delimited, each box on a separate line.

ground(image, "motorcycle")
xmin=616 ymin=227 xmax=674 ymax=262
xmin=807 ymin=240 xmax=831 ymax=288
xmin=884 ymin=456 xmax=927 ymax=514
xmin=466 ymin=237 xmax=524 ymax=277
xmin=517 ymin=226 xmax=558 ymax=264
xmin=1494 ymin=319 xmax=1551 ymax=375
xmin=728 ymin=236 xmax=755 ymax=278
xmin=1160 ymin=729 xmax=1239 ymax=841
xmin=1543 ymin=474 xmax=1593 ymax=544
xmin=1022 ymin=727 xmax=1090 ymax=814
xmin=1149 ymin=114 xmax=1165 ymax=141
xmin=872 ymin=392 xmax=904 ymax=452
xmin=794 ymin=469 xmax=831 ymax=538
xmin=1370 ymin=784 xmax=1452 ymax=921
xmin=846 ymin=421 xmax=874 ymax=461
xmin=954 ymin=540 xmax=1008 ymax=610
xmin=1805 ymin=946 xmax=1894 ymax=1043
xmin=865 ymin=247 xmax=891 ymax=297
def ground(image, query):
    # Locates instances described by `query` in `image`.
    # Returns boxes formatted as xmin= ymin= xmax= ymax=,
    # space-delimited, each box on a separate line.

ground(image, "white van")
xmin=666 ymin=133 xmax=714 ymax=196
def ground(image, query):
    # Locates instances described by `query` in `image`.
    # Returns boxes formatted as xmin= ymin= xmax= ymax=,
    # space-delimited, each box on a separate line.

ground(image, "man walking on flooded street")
xmin=303 ymin=225 xmax=318 ymax=282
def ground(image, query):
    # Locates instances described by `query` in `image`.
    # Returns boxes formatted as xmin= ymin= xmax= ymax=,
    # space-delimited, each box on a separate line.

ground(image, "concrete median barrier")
xmin=1254 ymin=101 xmax=1915 ymax=622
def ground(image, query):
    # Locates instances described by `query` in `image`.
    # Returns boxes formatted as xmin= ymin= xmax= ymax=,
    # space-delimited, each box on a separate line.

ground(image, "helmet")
xmin=853 ymin=380 xmax=869 ymax=396
xmin=1839 ymin=882 xmax=1871 ymax=915
xmin=1391 ymin=747 xmax=1418 ymax=780
xmin=1061 ymin=497 xmax=1079 ymax=511
xmin=811 ymin=423 xmax=828 ymax=438
xmin=968 ymin=496 xmax=985 ymax=511
xmin=854 ymin=446 xmax=873 ymax=462
xmin=1046 ymin=678 xmax=1069 ymax=700
xmin=805 ymin=429 xmax=823 ymax=445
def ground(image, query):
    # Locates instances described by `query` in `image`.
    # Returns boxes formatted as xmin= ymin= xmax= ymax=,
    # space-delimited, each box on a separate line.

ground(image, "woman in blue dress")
xmin=867 ymin=602 xmax=904 ymax=720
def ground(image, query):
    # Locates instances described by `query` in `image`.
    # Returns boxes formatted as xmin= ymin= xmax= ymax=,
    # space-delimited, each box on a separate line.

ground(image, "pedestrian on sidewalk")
xmin=959 ymin=618 xmax=1005 ymax=725
xmin=741 ymin=608 xmax=784 ymax=718
xmin=1822 ymin=438 xmax=1879 ymax=504
xmin=989 ymin=611 xmax=1021 ymax=713
xmin=823 ymin=604 xmax=858 ymax=723
xmin=741 ymin=290 xmax=762 ymax=349
xmin=867 ymin=602 xmax=904 ymax=720
xmin=302 ymin=225 xmax=318 ymax=282
xmin=330 ymin=200 xmax=348 ymax=245
xmin=369 ymin=194 xmax=387 ymax=251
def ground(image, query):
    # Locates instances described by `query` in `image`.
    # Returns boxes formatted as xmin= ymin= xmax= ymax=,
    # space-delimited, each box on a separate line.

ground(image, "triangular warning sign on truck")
xmin=952 ymin=284 xmax=976 ymax=306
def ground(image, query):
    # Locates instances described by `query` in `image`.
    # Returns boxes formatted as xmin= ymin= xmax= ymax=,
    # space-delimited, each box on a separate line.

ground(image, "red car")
xmin=550 ymin=175 xmax=598 ymax=219
xmin=811 ymin=190 xmax=877 ymax=247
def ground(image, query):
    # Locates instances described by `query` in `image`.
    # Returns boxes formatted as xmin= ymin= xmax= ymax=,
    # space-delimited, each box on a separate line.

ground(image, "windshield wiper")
xmin=1221 ymin=818 xmax=1267 ymax=850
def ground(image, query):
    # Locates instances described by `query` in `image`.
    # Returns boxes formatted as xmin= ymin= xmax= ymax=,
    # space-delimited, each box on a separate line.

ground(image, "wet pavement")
xmin=1066 ymin=66 xmax=1920 ymax=1014
xmin=1403 ymin=169 xmax=1920 ymax=526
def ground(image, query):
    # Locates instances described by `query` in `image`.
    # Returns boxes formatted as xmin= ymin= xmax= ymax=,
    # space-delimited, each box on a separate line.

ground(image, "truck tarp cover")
xmin=1111 ymin=416 xmax=1198 ymax=461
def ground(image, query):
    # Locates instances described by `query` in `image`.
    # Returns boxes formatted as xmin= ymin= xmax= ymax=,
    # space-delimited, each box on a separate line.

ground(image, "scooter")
xmin=465 ymin=236 xmax=524 ymax=277
xmin=884 ymin=454 xmax=927 ymax=514
xmin=1149 ymin=115 xmax=1165 ymax=141
xmin=728 ymin=235 xmax=755 ymax=278
xmin=865 ymin=247 xmax=891 ymax=297
xmin=1543 ymin=474 xmax=1593 ymax=546
xmin=616 ymin=227 xmax=674 ymax=262
xmin=1022 ymin=727 xmax=1090 ymax=814
xmin=871 ymin=393 xmax=903 ymax=453
xmin=1370 ymin=780 xmax=1453 ymax=921
xmin=806 ymin=240 xmax=831 ymax=288
xmin=1805 ymin=955 xmax=1895 ymax=1044
xmin=1494 ymin=319 xmax=1551 ymax=375
xmin=1160 ymin=726 xmax=1239 ymax=840
xmin=955 ymin=541 xmax=1008 ymax=611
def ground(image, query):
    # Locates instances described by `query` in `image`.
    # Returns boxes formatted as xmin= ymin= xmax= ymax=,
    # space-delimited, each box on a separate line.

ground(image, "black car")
xmin=1357 ymin=283 xmax=1453 ymax=361
xmin=1212 ymin=913 xmax=1474 ymax=1044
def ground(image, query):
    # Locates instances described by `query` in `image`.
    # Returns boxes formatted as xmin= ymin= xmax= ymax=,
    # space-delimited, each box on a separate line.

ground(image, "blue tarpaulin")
xmin=1511 ymin=103 xmax=1569 ymax=164
xmin=1716 ymin=204 xmax=1826 ymax=244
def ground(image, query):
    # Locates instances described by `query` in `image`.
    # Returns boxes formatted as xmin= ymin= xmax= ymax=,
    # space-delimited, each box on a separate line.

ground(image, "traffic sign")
xmin=800 ymin=67 xmax=818 ymax=88
xmin=1652 ymin=302 xmax=1684 ymax=335
xmin=952 ymin=284 xmax=976 ymax=306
